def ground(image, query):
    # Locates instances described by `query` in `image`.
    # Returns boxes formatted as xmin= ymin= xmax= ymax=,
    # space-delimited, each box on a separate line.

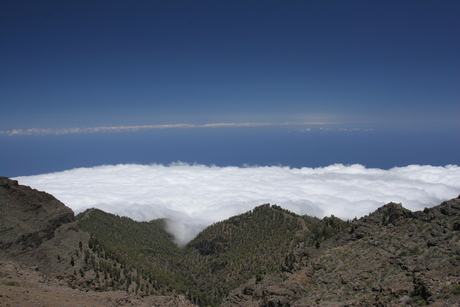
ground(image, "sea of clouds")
xmin=14 ymin=163 xmax=460 ymax=246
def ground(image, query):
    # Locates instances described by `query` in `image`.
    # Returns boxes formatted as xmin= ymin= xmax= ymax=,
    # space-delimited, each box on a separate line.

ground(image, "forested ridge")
xmin=75 ymin=198 xmax=460 ymax=306
xmin=75 ymin=204 xmax=350 ymax=306
xmin=76 ymin=204 xmax=349 ymax=305
xmin=76 ymin=209 xmax=193 ymax=297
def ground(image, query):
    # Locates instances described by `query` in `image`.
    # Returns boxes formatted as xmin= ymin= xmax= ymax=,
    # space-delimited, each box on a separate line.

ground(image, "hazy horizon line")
xmin=0 ymin=121 xmax=346 ymax=136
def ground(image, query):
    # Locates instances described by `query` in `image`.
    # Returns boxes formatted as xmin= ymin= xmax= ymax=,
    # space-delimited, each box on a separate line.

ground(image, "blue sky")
xmin=1 ymin=1 xmax=460 ymax=178
xmin=2 ymin=0 xmax=459 ymax=130
xmin=2 ymin=1 xmax=460 ymax=235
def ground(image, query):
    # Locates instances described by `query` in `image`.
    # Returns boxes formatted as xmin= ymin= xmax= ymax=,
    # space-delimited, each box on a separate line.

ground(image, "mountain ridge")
xmin=1 ymin=176 xmax=460 ymax=306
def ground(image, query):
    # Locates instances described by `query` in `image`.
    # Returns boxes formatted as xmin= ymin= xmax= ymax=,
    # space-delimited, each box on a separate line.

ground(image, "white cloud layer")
xmin=14 ymin=163 xmax=460 ymax=246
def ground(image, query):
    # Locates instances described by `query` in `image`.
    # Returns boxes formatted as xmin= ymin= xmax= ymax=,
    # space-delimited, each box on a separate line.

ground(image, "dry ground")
xmin=0 ymin=260 xmax=195 ymax=307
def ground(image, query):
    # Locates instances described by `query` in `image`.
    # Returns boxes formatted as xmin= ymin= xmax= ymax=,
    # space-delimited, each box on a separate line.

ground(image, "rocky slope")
xmin=221 ymin=197 xmax=460 ymax=306
xmin=0 ymin=176 xmax=86 ymax=275
xmin=0 ymin=259 xmax=196 ymax=307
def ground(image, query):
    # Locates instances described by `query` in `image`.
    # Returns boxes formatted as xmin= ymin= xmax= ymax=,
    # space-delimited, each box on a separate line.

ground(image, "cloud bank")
xmin=14 ymin=163 xmax=460 ymax=246
xmin=0 ymin=122 xmax=332 ymax=136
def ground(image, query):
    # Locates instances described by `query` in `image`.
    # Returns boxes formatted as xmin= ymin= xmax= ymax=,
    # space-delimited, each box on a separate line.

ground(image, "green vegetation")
xmin=76 ymin=209 xmax=189 ymax=297
xmin=307 ymin=215 xmax=350 ymax=248
xmin=452 ymin=284 xmax=460 ymax=296
xmin=76 ymin=204 xmax=351 ymax=306
xmin=183 ymin=204 xmax=308 ymax=304
xmin=411 ymin=295 xmax=428 ymax=306
xmin=2 ymin=281 xmax=20 ymax=287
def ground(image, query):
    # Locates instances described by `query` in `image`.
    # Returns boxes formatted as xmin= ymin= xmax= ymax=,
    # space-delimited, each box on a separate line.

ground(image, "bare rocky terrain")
xmin=0 ymin=259 xmax=195 ymax=307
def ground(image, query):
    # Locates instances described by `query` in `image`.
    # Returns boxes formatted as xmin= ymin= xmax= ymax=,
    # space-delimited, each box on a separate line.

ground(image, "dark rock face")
xmin=0 ymin=177 xmax=80 ymax=274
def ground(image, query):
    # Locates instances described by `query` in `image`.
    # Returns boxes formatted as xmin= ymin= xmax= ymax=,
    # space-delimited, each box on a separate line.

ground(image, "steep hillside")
xmin=0 ymin=176 xmax=88 ymax=275
xmin=76 ymin=208 xmax=192 ymax=296
xmin=222 ymin=197 xmax=460 ymax=306
xmin=74 ymin=203 xmax=350 ymax=306
xmin=0 ymin=177 xmax=197 ymax=306
xmin=182 ymin=204 xmax=349 ymax=305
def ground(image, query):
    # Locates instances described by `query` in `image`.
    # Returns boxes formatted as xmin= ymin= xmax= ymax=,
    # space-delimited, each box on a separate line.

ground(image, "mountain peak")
xmin=374 ymin=201 xmax=415 ymax=226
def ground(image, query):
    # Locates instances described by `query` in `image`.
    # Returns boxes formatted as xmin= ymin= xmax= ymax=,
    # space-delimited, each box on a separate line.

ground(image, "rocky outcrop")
xmin=222 ymin=196 xmax=460 ymax=306
xmin=0 ymin=177 xmax=83 ymax=274
xmin=0 ymin=177 xmax=74 ymax=249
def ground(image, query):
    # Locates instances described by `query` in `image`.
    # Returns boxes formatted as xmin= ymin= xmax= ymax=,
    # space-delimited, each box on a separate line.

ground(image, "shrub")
xmin=411 ymin=295 xmax=427 ymax=306
xmin=452 ymin=284 xmax=460 ymax=295
xmin=2 ymin=281 xmax=20 ymax=287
